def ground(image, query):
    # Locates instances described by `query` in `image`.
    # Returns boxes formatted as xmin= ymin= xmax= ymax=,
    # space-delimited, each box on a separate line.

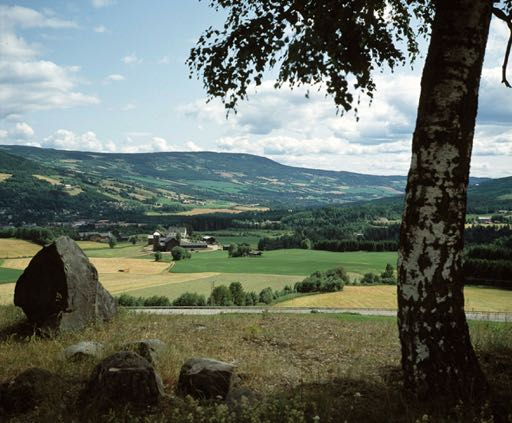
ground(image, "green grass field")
xmin=84 ymin=244 xmax=149 ymax=258
xmin=0 ymin=262 xmax=22 ymax=284
xmin=171 ymin=249 xmax=397 ymax=276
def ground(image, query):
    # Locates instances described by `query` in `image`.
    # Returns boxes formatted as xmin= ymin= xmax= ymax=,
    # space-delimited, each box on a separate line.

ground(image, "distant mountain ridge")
xmin=0 ymin=145 xmax=499 ymax=224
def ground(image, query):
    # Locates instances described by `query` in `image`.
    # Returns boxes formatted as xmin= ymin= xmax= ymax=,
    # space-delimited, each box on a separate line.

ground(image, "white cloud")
xmin=157 ymin=56 xmax=170 ymax=65
xmin=0 ymin=121 xmax=38 ymax=145
xmin=181 ymin=53 xmax=511 ymax=177
xmin=11 ymin=122 xmax=34 ymax=139
xmin=92 ymin=0 xmax=115 ymax=8
xmin=93 ymin=25 xmax=107 ymax=33
xmin=0 ymin=6 xmax=98 ymax=120
xmin=105 ymin=73 xmax=125 ymax=82
xmin=186 ymin=141 xmax=202 ymax=151
xmin=122 ymin=53 xmax=142 ymax=65
xmin=0 ymin=5 xmax=77 ymax=29
xmin=43 ymin=129 xmax=117 ymax=152
xmin=121 ymin=102 xmax=136 ymax=111
xmin=151 ymin=137 xmax=176 ymax=152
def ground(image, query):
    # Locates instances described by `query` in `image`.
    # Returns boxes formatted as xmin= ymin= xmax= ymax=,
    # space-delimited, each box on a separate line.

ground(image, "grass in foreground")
xmin=172 ymin=249 xmax=397 ymax=276
xmin=0 ymin=306 xmax=510 ymax=422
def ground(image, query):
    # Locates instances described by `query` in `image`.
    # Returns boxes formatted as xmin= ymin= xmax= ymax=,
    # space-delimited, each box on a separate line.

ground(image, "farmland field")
xmin=125 ymin=272 xmax=302 ymax=299
xmin=276 ymin=285 xmax=512 ymax=312
xmin=171 ymin=249 xmax=397 ymax=276
xmin=0 ymin=239 xmax=42 ymax=258
xmin=1 ymin=257 xmax=169 ymax=274
xmin=0 ymin=261 xmax=22 ymax=285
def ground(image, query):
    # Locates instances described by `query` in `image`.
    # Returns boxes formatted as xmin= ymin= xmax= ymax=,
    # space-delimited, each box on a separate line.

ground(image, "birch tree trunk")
xmin=398 ymin=0 xmax=492 ymax=398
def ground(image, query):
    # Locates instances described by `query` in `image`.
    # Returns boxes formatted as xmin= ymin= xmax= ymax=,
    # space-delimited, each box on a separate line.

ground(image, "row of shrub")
xmin=115 ymin=283 xmax=295 ymax=307
xmin=357 ymin=264 xmax=397 ymax=285
xmin=228 ymin=243 xmax=253 ymax=257
xmin=294 ymin=267 xmax=349 ymax=293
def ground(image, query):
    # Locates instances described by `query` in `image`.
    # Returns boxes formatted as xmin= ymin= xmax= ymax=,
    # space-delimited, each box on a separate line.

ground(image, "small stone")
xmin=177 ymin=357 xmax=236 ymax=400
xmin=121 ymin=339 xmax=166 ymax=364
xmin=63 ymin=341 xmax=104 ymax=362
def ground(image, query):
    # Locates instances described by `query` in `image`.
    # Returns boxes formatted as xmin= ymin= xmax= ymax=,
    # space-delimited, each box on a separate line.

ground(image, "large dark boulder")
xmin=81 ymin=351 xmax=164 ymax=409
xmin=177 ymin=357 xmax=236 ymax=399
xmin=14 ymin=236 xmax=116 ymax=333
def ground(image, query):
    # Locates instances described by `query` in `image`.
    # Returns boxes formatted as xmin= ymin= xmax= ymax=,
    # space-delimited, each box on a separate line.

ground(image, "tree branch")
xmin=492 ymin=7 xmax=512 ymax=88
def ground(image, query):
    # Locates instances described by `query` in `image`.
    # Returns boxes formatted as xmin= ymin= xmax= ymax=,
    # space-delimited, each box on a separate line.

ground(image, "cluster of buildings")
xmin=147 ymin=226 xmax=217 ymax=251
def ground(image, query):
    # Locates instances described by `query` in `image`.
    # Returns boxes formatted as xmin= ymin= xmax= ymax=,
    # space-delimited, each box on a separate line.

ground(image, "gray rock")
xmin=121 ymin=339 xmax=166 ymax=364
xmin=81 ymin=351 xmax=164 ymax=409
xmin=177 ymin=357 xmax=236 ymax=400
xmin=0 ymin=368 xmax=66 ymax=413
xmin=63 ymin=341 xmax=104 ymax=362
xmin=14 ymin=236 xmax=116 ymax=333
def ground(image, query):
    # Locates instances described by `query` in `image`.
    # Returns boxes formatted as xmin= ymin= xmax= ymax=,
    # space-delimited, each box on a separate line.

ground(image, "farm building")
xmin=202 ymin=235 xmax=217 ymax=245
xmin=150 ymin=226 xmax=194 ymax=251
xmin=477 ymin=216 xmax=492 ymax=224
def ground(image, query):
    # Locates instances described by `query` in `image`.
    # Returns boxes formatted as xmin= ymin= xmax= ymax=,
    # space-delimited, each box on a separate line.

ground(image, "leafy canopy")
xmin=188 ymin=0 xmax=512 ymax=114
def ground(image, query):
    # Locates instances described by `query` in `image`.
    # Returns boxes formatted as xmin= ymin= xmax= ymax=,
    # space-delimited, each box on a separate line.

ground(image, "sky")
xmin=0 ymin=1 xmax=511 ymax=177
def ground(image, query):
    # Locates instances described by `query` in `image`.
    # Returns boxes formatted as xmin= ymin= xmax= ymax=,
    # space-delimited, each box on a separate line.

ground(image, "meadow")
xmin=0 ymin=306 xmax=510 ymax=422
xmin=1 ymin=239 xmax=511 ymax=312
xmin=171 ymin=249 xmax=397 ymax=276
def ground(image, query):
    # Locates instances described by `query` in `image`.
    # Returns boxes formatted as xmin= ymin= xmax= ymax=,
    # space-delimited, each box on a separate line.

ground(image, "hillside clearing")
xmin=33 ymin=174 xmax=61 ymax=185
xmin=276 ymin=285 xmax=512 ymax=312
xmin=0 ymin=172 xmax=11 ymax=182
xmin=171 ymin=249 xmax=397 ymax=276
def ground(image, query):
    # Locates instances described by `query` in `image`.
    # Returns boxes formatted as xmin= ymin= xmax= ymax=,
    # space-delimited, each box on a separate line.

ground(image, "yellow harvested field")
xmin=464 ymin=286 xmax=512 ymax=312
xmin=33 ymin=174 xmax=61 ymax=185
xmin=276 ymin=286 xmax=398 ymax=309
xmin=0 ymin=239 xmax=42 ymax=258
xmin=100 ymin=272 xmax=220 ymax=294
xmin=1 ymin=257 xmax=169 ymax=275
xmin=91 ymin=258 xmax=170 ymax=274
xmin=0 ymin=173 xmax=12 ymax=182
xmin=234 ymin=205 xmax=270 ymax=212
xmin=65 ymin=186 xmax=83 ymax=196
xmin=0 ymin=272 xmax=220 ymax=304
xmin=175 ymin=208 xmax=245 ymax=216
xmin=276 ymin=285 xmax=512 ymax=312
xmin=76 ymin=241 xmax=110 ymax=250
xmin=0 ymin=283 xmax=15 ymax=305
